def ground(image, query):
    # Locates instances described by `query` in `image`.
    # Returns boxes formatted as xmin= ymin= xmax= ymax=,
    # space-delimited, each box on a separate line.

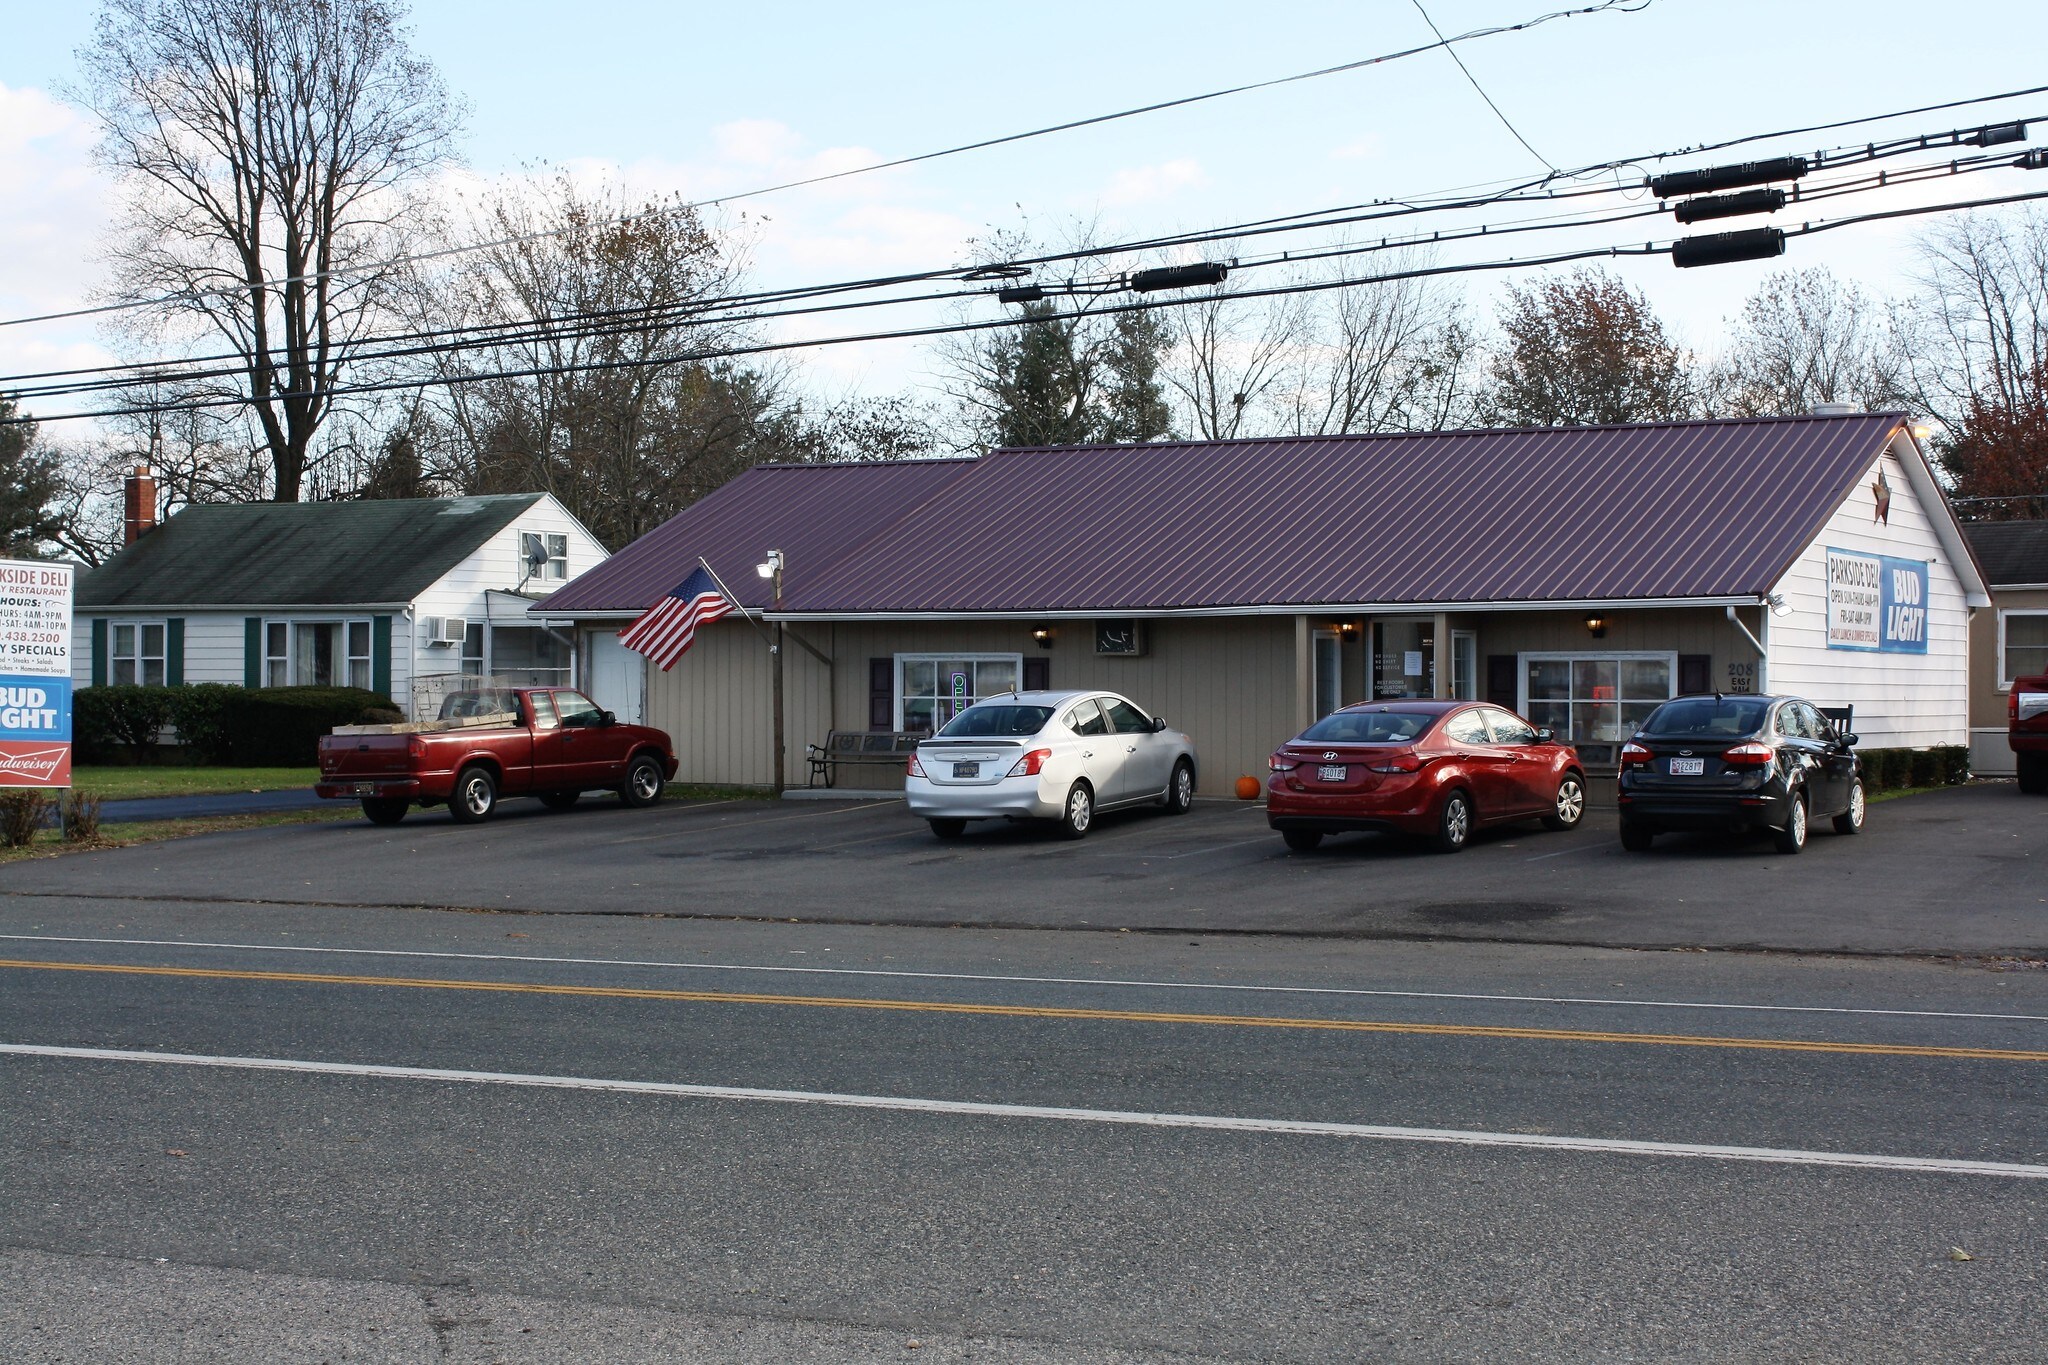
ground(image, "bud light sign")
xmin=1825 ymin=547 xmax=1928 ymax=654
xmin=0 ymin=557 xmax=73 ymax=788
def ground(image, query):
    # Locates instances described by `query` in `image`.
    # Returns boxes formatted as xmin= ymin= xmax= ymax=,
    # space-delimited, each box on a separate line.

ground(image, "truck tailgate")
xmin=318 ymin=734 xmax=414 ymax=779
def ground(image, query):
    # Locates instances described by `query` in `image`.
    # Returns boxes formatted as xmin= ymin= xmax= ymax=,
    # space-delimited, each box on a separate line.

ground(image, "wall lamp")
xmin=1031 ymin=626 xmax=1055 ymax=649
xmin=1584 ymin=614 xmax=1608 ymax=639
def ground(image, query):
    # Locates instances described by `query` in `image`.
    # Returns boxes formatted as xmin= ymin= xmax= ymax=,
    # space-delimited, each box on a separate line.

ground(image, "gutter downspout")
xmin=1726 ymin=605 xmax=1767 ymax=692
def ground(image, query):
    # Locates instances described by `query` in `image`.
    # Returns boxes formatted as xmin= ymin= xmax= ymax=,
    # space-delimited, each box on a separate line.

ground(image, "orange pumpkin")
xmin=1233 ymin=774 xmax=1262 ymax=800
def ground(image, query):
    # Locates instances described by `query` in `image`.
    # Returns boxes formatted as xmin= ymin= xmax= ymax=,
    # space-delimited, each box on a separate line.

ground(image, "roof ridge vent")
xmin=1810 ymin=402 xmax=1862 ymax=416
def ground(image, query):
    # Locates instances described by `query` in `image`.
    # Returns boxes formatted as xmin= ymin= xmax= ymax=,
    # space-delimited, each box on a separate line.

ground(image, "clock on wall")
xmin=1094 ymin=619 xmax=1145 ymax=656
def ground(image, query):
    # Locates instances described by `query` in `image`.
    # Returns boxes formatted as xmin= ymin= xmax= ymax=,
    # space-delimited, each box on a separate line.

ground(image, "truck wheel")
xmin=360 ymin=797 xmax=408 ymax=826
xmin=538 ymin=791 xmax=580 ymax=812
xmin=448 ymin=765 xmax=497 ymax=823
xmin=620 ymin=754 xmax=665 ymax=808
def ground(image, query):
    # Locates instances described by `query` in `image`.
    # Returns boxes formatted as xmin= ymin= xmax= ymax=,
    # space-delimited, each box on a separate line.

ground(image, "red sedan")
xmin=1266 ymin=700 xmax=1587 ymax=852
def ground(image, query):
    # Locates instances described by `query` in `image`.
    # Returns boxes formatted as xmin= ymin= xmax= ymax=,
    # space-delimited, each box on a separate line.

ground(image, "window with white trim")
xmin=2002 ymin=611 xmax=2048 ymax=685
xmin=1522 ymin=652 xmax=1677 ymax=745
xmin=108 ymin=620 xmax=166 ymax=686
xmin=896 ymin=654 xmax=1022 ymax=733
xmin=521 ymin=531 xmax=569 ymax=581
xmin=263 ymin=619 xmax=374 ymax=689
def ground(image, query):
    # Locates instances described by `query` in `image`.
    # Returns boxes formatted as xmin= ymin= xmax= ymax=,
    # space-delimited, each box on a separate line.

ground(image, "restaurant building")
xmin=536 ymin=411 xmax=1987 ymax=791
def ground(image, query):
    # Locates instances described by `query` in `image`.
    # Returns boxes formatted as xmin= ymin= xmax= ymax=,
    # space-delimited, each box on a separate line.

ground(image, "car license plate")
xmin=1669 ymin=758 xmax=1705 ymax=775
xmin=352 ymin=782 xmax=378 ymax=795
xmin=1317 ymin=765 xmax=1347 ymax=782
xmin=952 ymin=762 xmax=980 ymax=779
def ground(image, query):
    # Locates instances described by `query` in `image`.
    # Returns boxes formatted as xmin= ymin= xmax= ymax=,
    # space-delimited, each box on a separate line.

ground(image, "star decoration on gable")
xmin=1871 ymin=470 xmax=1891 ymax=525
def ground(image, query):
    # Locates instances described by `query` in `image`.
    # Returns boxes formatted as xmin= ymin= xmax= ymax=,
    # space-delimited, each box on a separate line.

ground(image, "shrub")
xmin=0 ymin=790 xmax=50 ymax=847
xmin=1908 ymin=748 xmax=1942 ymax=788
xmin=233 ymin=686 xmax=404 ymax=765
xmin=73 ymin=685 xmax=176 ymax=762
xmin=165 ymin=683 xmax=243 ymax=765
xmin=60 ymin=790 xmax=102 ymax=843
xmin=1930 ymin=744 xmax=1971 ymax=786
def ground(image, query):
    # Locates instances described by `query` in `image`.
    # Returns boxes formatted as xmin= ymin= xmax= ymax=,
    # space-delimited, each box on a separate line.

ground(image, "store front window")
xmin=1523 ymin=653 xmax=1675 ymax=746
xmin=897 ymin=654 xmax=1020 ymax=733
xmin=492 ymin=626 xmax=572 ymax=687
xmin=1371 ymin=619 xmax=1436 ymax=698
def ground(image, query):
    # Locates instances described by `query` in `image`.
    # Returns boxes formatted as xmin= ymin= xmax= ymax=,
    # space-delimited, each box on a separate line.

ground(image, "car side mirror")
xmin=1534 ymin=728 xmax=1554 ymax=744
xmin=601 ymin=710 xmax=617 ymax=727
xmin=1152 ymin=716 xmax=1169 ymax=732
xmin=1840 ymin=731 xmax=1858 ymax=747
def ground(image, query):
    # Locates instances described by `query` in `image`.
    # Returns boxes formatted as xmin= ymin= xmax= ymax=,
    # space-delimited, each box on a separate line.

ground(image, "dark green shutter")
xmin=166 ymin=618 xmax=185 ymax=686
xmin=90 ymin=618 xmax=107 ymax=687
xmin=372 ymin=615 xmax=393 ymax=698
xmin=243 ymin=618 xmax=262 ymax=689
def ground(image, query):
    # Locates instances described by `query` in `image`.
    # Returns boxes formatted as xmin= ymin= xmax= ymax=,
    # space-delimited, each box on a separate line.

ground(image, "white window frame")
xmin=1998 ymin=609 xmax=2048 ymax=688
xmin=1518 ymin=650 xmax=1679 ymax=745
xmin=521 ymin=530 xmax=569 ymax=582
xmin=262 ymin=617 xmax=375 ymax=689
xmin=107 ymin=618 xmax=168 ymax=687
xmin=1451 ymin=630 xmax=1477 ymax=701
xmin=894 ymin=652 xmax=1025 ymax=732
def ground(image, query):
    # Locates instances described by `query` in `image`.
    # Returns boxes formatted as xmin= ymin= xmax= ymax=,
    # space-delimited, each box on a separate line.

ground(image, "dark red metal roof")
xmin=540 ymin=414 xmax=1909 ymax=617
xmin=535 ymin=458 xmax=977 ymax=613
xmin=786 ymin=414 xmax=1905 ymax=613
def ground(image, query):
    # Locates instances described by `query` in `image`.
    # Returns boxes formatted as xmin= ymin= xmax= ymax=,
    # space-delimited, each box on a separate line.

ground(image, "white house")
xmin=74 ymin=473 xmax=606 ymax=716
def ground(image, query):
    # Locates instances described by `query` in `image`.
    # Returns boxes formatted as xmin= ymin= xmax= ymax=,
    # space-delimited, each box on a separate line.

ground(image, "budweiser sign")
xmin=0 ymin=741 xmax=70 ymax=787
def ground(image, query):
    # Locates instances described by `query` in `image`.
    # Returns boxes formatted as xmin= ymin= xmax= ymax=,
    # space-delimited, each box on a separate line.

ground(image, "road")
xmin=3 ymin=883 xmax=2046 ymax=1362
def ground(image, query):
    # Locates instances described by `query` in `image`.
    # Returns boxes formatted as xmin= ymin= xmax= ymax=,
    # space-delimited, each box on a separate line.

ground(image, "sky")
xmin=4 ymin=0 xmax=2048 ymax=427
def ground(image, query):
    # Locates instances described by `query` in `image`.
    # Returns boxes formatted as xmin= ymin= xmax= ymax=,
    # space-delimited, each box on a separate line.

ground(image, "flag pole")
xmin=696 ymin=557 xmax=775 ymax=647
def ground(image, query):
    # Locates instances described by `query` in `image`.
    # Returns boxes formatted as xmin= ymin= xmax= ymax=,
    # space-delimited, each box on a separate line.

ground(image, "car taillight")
xmin=1006 ymin=748 xmax=1051 ymax=778
xmin=906 ymin=753 xmax=925 ymax=778
xmin=1620 ymin=741 xmax=1654 ymax=766
xmin=408 ymin=735 xmax=426 ymax=761
xmin=1268 ymin=755 xmax=1298 ymax=772
xmin=1722 ymin=741 xmax=1774 ymax=767
xmin=1367 ymin=751 xmax=1422 ymax=774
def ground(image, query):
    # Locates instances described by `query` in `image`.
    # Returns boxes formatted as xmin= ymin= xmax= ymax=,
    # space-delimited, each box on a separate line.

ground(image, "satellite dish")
xmin=524 ymin=543 xmax=549 ymax=573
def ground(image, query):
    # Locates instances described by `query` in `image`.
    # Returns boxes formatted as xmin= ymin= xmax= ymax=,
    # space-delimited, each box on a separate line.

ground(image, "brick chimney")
xmin=122 ymin=466 xmax=159 ymax=546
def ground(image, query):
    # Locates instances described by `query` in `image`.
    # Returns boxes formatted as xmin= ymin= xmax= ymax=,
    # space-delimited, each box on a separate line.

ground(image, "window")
xmin=521 ymin=531 xmax=569 ymax=581
xmin=262 ymin=619 xmax=373 ymax=689
xmin=2002 ymin=612 xmax=2048 ymax=685
xmin=1299 ymin=709 xmax=1429 ymax=744
xmin=492 ymin=626 xmax=572 ymax=687
xmin=1451 ymin=631 xmax=1477 ymax=701
xmin=1313 ymin=630 xmax=1342 ymax=717
xmin=1063 ymin=699 xmax=1110 ymax=736
xmin=1523 ymin=653 xmax=1675 ymax=745
xmin=528 ymin=692 xmax=559 ymax=729
xmin=1104 ymin=699 xmax=1155 ymax=734
xmin=1481 ymin=707 xmax=1539 ymax=745
xmin=896 ymin=654 xmax=1021 ymax=733
xmin=1442 ymin=710 xmax=1490 ymax=745
xmin=461 ymin=622 xmax=485 ymax=676
xmin=939 ymin=704 xmax=1054 ymax=738
xmin=555 ymin=690 xmax=604 ymax=727
xmin=109 ymin=621 xmax=166 ymax=686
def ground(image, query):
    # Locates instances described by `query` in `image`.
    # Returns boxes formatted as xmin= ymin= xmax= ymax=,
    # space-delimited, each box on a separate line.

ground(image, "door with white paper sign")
xmin=585 ymin=631 xmax=645 ymax=727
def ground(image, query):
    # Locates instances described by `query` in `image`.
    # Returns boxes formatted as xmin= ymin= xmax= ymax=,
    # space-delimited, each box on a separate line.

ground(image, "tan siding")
xmin=644 ymin=619 xmax=776 ymax=787
xmin=1971 ymin=589 xmax=2048 ymax=774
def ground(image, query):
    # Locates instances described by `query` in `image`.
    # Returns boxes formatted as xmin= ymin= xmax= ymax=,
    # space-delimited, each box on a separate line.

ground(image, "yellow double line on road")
xmin=3 ymin=957 xmax=2044 ymax=1062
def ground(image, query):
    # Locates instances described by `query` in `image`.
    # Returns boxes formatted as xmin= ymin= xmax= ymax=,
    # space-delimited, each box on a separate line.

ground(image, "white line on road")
xmin=3 ymin=934 xmax=2043 ymax=1024
xmin=5 ymin=1041 xmax=2041 ymax=1179
xmin=1160 ymin=836 xmax=1276 ymax=860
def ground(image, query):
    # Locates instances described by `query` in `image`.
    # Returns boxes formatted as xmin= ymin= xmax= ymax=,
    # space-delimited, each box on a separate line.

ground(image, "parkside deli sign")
xmin=1825 ymin=547 xmax=1929 ymax=654
xmin=0 ymin=558 xmax=73 ymax=788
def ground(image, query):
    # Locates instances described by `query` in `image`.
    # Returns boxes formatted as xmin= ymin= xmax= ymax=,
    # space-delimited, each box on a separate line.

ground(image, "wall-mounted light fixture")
xmin=1031 ymin=626 xmax=1055 ymax=650
xmin=1585 ymin=614 xmax=1607 ymax=639
xmin=1336 ymin=622 xmax=1360 ymax=639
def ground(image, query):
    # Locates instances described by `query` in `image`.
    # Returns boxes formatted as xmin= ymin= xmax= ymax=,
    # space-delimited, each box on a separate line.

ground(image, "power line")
xmin=0 ymin=0 xmax=1654 ymax=333
xmin=1408 ymin=0 xmax=1557 ymax=172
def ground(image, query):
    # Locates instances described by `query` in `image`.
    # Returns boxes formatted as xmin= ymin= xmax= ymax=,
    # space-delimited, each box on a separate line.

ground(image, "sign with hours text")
xmin=1825 ymin=547 xmax=1928 ymax=654
xmin=0 ymin=558 xmax=74 ymax=787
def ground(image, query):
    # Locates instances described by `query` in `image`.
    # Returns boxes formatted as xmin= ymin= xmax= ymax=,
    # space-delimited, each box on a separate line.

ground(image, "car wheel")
xmin=1542 ymin=772 xmax=1586 ymax=831
xmin=928 ymin=817 xmax=966 ymax=839
xmin=538 ymin=790 xmax=580 ymax=812
xmin=1163 ymin=760 xmax=1195 ymax=815
xmin=1057 ymin=782 xmax=1093 ymax=840
xmin=1773 ymin=790 xmax=1809 ymax=854
xmin=447 ymin=766 xmax=497 ymax=824
xmin=1431 ymin=790 xmax=1473 ymax=853
xmin=619 ymin=754 xmax=665 ymax=808
xmin=1619 ymin=819 xmax=1654 ymax=852
xmin=1831 ymin=779 xmax=1865 ymax=835
xmin=359 ymin=797 xmax=407 ymax=826
xmin=1281 ymin=828 xmax=1323 ymax=852
xmin=2019 ymin=753 xmax=2048 ymax=795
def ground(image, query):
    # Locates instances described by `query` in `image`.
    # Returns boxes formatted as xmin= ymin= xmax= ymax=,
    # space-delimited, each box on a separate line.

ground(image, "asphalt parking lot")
xmin=3 ymin=781 xmax=2042 ymax=957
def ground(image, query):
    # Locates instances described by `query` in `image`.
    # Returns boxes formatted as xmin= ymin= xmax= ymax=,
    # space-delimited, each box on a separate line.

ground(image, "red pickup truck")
xmin=2014 ymin=673 xmax=2048 ymax=795
xmin=316 ymin=686 xmax=679 ymax=825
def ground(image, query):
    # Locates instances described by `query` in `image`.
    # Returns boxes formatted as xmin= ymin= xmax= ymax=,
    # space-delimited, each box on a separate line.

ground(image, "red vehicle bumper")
xmin=315 ymin=777 xmax=427 ymax=802
xmin=1265 ymin=773 xmax=1440 ymax=836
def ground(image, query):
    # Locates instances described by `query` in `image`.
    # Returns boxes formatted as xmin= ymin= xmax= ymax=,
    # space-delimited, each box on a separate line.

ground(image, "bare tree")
xmin=74 ymin=0 xmax=461 ymax=501
xmin=1481 ymin=267 xmax=1699 ymax=426
xmin=1708 ymin=267 xmax=1899 ymax=417
xmin=1894 ymin=208 xmax=2048 ymax=432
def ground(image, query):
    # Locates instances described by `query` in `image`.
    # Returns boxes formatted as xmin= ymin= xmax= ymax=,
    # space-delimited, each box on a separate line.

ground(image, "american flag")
xmin=618 ymin=566 xmax=736 ymax=670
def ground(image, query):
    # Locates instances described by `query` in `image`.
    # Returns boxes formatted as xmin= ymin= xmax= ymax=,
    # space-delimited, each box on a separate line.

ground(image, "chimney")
xmin=123 ymin=466 xmax=159 ymax=546
xmin=1810 ymin=402 xmax=1862 ymax=417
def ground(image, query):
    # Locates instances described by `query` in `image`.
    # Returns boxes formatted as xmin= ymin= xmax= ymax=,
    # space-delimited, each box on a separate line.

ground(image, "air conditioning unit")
xmin=424 ymin=616 xmax=468 ymax=646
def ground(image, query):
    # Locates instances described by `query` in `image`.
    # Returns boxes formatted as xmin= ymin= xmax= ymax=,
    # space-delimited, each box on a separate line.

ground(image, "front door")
xmin=552 ymin=688 xmax=626 ymax=788
xmin=1060 ymin=698 xmax=1121 ymax=803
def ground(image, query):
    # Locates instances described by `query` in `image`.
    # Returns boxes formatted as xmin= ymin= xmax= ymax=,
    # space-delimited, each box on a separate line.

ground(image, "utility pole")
xmin=760 ymin=550 xmax=786 ymax=796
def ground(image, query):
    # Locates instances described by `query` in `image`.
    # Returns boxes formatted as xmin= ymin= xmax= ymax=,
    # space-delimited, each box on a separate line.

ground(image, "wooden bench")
xmin=805 ymin=730 xmax=927 ymax=788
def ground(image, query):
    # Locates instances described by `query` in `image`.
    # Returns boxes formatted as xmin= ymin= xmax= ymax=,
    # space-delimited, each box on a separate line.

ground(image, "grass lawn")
xmin=0 ymin=807 xmax=350 ymax=864
xmin=68 ymin=766 xmax=320 ymax=800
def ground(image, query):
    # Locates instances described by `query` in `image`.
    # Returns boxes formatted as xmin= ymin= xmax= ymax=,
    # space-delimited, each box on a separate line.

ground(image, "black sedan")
xmin=1615 ymin=694 xmax=1864 ymax=854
